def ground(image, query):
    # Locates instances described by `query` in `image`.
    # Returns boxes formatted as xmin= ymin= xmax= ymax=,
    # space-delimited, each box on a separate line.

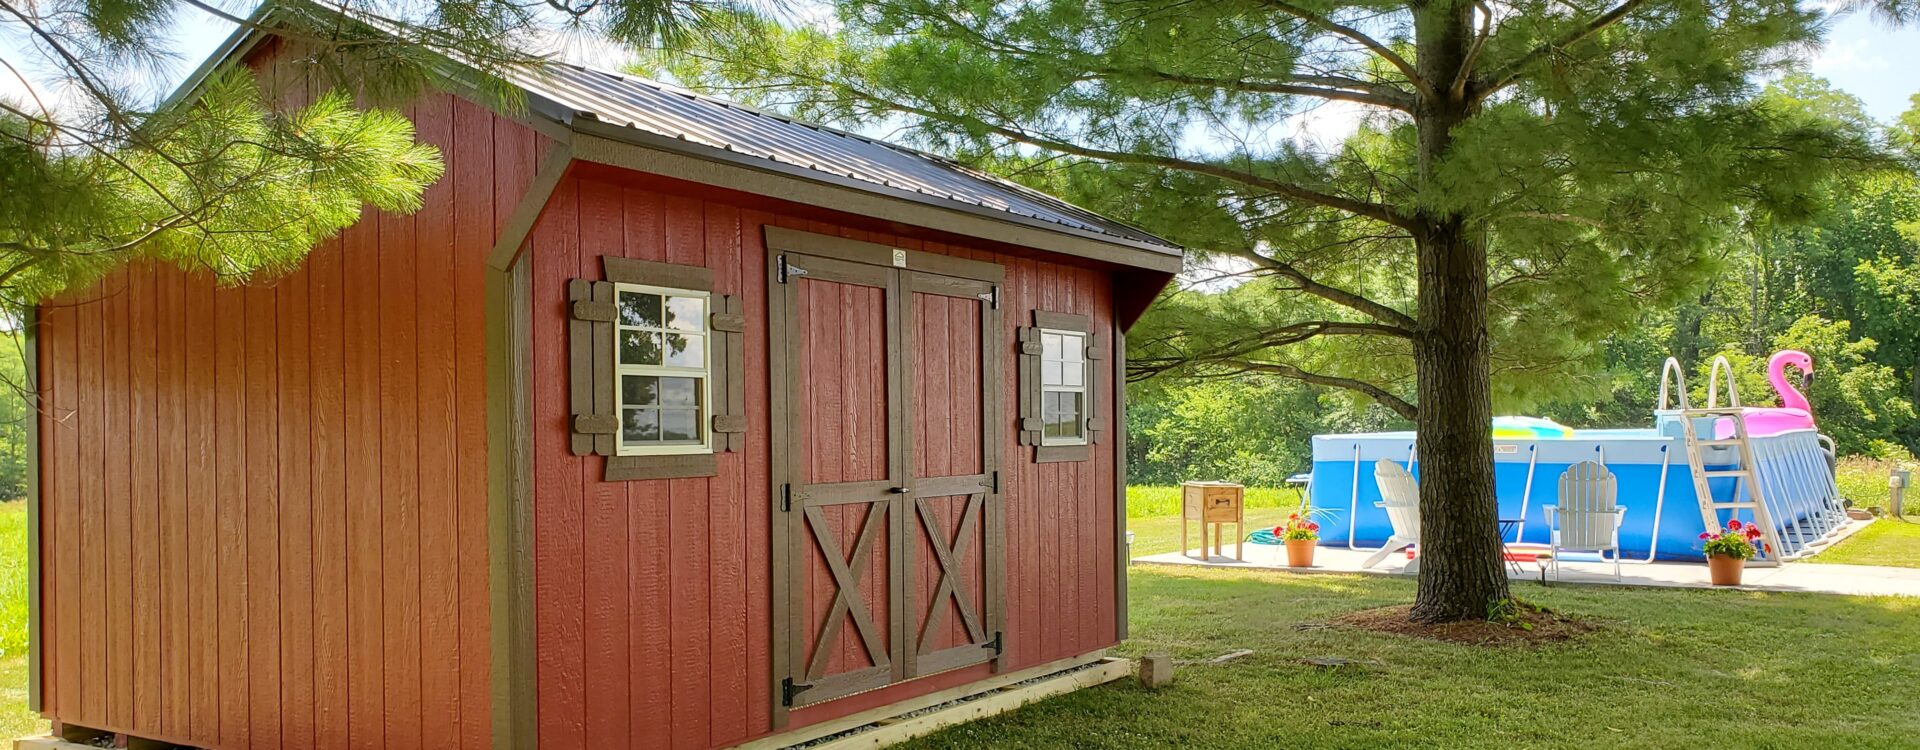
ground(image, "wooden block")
xmin=1138 ymin=653 xmax=1174 ymax=688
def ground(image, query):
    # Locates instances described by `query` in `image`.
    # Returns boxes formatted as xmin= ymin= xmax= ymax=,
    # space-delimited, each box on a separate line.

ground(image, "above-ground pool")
xmin=1307 ymin=422 xmax=1845 ymax=562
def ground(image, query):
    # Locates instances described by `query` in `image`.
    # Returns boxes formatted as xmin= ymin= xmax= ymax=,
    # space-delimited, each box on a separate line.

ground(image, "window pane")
xmin=663 ymin=334 xmax=704 ymax=368
xmin=660 ymin=409 xmax=699 ymax=442
xmin=1043 ymin=361 xmax=1064 ymax=387
xmin=1042 ymin=332 xmax=1062 ymax=360
xmin=621 ymin=330 xmax=663 ymax=365
xmin=1062 ymin=359 xmax=1083 ymax=387
xmin=659 ymin=376 xmax=699 ymax=407
xmin=1043 ymin=391 xmax=1083 ymax=440
xmin=1063 ymin=337 xmax=1084 ymax=362
xmin=664 ymin=296 xmax=705 ymax=332
xmin=619 ymin=292 xmax=663 ymax=328
xmin=623 ymin=408 xmax=660 ymax=443
xmin=622 ymin=375 xmax=659 ymax=406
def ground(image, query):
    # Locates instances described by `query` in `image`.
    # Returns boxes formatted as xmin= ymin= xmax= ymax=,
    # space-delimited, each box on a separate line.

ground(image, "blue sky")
xmin=1807 ymin=10 xmax=1919 ymax=122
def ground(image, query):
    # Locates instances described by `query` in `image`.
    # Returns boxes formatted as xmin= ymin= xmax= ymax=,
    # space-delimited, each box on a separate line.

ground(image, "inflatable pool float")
xmin=1713 ymin=350 xmax=1816 ymax=439
xmin=1492 ymin=416 xmax=1575 ymax=439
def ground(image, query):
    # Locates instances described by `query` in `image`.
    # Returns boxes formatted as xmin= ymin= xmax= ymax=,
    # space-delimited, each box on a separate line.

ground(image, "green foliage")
xmin=1 ymin=69 xmax=443 ymax=308
xmin=1126 ymin=374 xmax=1403 ymax=487
xmin=0 ymin=0 xmax=734 ymax=314
xmin=662 ymin=0 xmax=1891 ymax=424
xmin=1697 ymin=317 xmax=1916 ymax=454
xmin=0 ymin=337 xmax=25 ymax=502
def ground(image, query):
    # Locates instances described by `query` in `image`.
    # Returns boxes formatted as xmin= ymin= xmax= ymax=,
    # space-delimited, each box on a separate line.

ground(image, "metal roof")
xmin=503 ymin=62 xmax=1179 ymax=254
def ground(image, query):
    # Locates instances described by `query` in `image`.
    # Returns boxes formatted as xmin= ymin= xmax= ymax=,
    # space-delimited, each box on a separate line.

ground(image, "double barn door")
xmin=771 ymin=246 xmax=1004 ymax=715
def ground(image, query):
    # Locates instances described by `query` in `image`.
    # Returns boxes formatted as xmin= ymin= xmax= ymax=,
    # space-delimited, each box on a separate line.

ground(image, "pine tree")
xmin=0 ymin=0 xmax=702 ymax=311
xmin=666 ymin=0 xmax=1905 ymax=620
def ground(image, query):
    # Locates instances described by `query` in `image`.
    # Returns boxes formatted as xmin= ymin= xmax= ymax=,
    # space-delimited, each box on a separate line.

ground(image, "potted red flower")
xmin=1275 ymin=513 xmax=1321 ymax=568
xmin=1699 ymin=519 xmax=1767 ymax=586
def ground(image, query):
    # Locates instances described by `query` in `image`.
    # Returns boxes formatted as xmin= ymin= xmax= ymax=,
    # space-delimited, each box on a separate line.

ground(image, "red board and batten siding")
xmin=529 ymin=164 xmax=1120 ymax=749
xmin=33 ymin=93 xmax=552 ymax=749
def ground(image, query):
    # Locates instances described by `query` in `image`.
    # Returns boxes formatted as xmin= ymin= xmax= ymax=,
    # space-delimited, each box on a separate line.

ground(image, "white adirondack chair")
xmin=1544 ymin=461 xmax=1627 ymax=581
xmin=1362 ymin=459 xmax=1422 ymax=573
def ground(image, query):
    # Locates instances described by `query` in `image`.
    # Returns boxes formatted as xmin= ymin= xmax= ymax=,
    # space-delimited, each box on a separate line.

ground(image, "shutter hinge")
xmin=777 ymin=254 xmax=808 ymax=284
xmin=987 ymin=631 xmax=1003 ymax=654
xmin=978 ymin=286 xmax=998 ymax=309
xmin=781 ymin=677 xmax=811 ymax=707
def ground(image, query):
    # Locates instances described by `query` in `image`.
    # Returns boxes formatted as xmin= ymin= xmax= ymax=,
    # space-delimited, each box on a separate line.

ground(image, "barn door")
xmin=902 ymin=272 xmax=1003 ymax=679
xmin=772 ymin=250 xmax=1003 ymax=716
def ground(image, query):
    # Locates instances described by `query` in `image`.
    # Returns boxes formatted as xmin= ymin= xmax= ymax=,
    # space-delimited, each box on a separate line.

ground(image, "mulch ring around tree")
xmin=1330 ymin=604 xmax=1599 ymax=646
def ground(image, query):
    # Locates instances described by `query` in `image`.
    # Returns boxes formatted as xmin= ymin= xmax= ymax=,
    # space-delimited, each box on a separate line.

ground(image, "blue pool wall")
xmin=1307 ymin=429 xmax=1746 ymax=562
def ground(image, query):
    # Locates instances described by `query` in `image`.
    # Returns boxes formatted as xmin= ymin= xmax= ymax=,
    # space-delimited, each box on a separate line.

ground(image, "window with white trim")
xmin=614 ymin=283 xmax=711 ymax=455
xmin=1039 ymin=328 xmax=1087 ymax=445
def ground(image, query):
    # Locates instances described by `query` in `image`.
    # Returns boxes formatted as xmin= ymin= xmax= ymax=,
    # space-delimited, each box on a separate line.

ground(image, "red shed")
xmin=23 ymin=10 xmax=1182 ymax=750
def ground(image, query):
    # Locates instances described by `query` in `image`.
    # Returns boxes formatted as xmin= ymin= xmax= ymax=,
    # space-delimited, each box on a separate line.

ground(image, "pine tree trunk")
xmin=1407 ymin=0 xmax=1513 ymax=623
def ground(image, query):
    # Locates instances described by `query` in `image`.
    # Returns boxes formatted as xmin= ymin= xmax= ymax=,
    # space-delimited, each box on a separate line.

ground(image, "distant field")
xmin=1124 ymin=485 xmax=1302 ymax=518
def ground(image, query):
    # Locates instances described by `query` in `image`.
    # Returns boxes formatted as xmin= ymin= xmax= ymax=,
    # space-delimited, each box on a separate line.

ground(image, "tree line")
xmin=1126 ymin=79 xmax=1920 ymax=489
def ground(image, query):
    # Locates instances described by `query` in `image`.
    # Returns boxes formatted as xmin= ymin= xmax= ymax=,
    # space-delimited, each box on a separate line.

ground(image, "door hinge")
xmin=988 ymin=471 xmax=1001 ymax=493
xmin=987 ymin=631 xmax=1003 ymax=654
xmin=781 ymin=677 xmax=811 ymax=707
xmin=780 ymin=483 xmax=794 ymax=512
xmin=777 ymin=254 xmax=808 ymax=284
xmin=978 ymin=286 xmax=998 ymax=309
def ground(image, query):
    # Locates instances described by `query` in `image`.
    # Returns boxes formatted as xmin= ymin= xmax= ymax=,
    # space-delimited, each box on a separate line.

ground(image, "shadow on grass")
xmin=896 ymin=566 xmax=1920 ymax=750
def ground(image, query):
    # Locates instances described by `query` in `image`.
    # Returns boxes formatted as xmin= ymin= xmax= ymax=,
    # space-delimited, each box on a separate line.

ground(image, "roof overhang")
xmin=169 ymin=5 xmax=1184 ymax=276
xmin=554 ymin=112 xmax=1183 ymax=274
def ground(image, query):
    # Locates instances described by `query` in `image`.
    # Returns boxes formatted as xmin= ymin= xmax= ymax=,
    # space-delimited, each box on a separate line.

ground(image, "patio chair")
xmin=1361 ymin=459 xmax=1421 ymax=573
xmin=1544 ymin=461 xmax=1627 ymax=581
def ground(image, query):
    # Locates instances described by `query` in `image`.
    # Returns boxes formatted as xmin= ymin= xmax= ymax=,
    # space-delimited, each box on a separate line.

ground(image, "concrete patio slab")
xmin=1132 ymin=522 xmax=1920 ymax=598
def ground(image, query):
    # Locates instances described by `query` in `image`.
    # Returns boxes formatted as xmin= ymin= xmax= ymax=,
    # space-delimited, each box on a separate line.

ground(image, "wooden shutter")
xmin=567 ymin=278 xmax=618 ymax=457
xmin=1025 ymin=310 xmax=1096 ymax=463
xmin=566 ymin=256 xmax=745 ymax=481
xmin=709 ymin=294 xmax=747 ymax=453
xmin=1015 ymin=325 xmax=1044 ymax=447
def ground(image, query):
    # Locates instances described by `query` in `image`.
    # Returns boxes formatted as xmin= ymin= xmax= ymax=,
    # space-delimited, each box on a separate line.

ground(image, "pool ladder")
xmin=1662 ymin=357 xmax=1786 ymax=566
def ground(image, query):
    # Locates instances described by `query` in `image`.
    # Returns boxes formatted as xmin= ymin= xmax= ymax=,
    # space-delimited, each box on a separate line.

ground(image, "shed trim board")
xmin=491 ymin=142 xmax=575 ymax=271
xmin=487 ymin=260 xmax=538 ymax=750
xmin=571 ymin=132 xmax=1181 ymax=275
xmin=25 ymin=308 xmax=41 ymax=712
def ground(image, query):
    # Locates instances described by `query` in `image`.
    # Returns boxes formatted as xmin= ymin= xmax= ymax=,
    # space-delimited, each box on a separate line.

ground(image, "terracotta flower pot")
xmin=1706 ymin=553 xmax=1745 ymax=586
xmin=1285 ymin=538 xmax=1316 ymax=568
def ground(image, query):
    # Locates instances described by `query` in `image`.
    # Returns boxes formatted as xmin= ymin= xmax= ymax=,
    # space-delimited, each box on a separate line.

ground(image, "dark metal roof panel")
xmin=504 ymin=62 xmax=1179 ymax=253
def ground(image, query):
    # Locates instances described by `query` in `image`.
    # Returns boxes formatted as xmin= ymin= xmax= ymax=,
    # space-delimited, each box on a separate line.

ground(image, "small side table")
xmin=1182 ymin=481 xmax=1245 ymax=561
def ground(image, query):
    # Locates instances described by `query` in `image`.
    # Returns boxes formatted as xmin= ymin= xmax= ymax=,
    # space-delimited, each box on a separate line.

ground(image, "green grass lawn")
xmin=0 ymin=502 xmax=44 ymax=740
xmin=902 ymin=565 xmax=1920 ymax=749
xmin=1811 ymin=516 xmax=1920 ymax=568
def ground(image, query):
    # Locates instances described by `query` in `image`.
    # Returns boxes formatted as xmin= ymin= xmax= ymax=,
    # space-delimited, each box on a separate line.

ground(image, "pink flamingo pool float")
xmin=1714 ymin=350 xmax=1816 ymax=439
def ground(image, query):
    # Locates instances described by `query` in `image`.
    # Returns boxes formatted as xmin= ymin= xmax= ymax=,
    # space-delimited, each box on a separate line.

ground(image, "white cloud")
xmin=1807 ymin=35 xmax=1894 ymax=76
